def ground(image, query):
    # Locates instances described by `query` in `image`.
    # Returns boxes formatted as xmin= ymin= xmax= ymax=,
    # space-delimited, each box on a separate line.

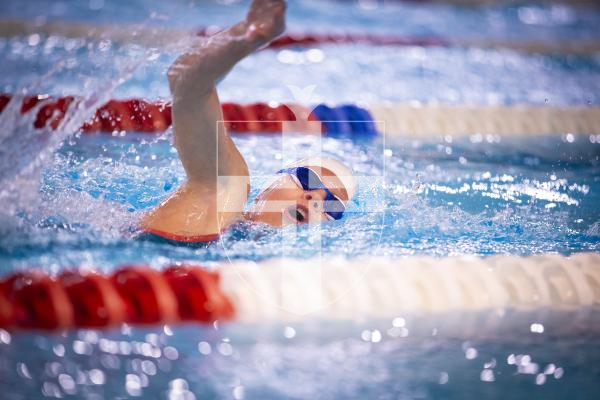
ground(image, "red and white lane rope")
xmin=1 ymin=253 xmax=599 ymax=333
xmin=2 ymin=19 xmax=600 ymax=55
xmin=3 ymin=94 xmax=600 ymax=137
xmin=0 ymin=94 xmax=316 ymax=135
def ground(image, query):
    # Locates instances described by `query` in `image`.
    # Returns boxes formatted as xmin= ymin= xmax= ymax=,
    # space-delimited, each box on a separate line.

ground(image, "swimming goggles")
xmin=277 ymin=166 xmax=346 ymax=220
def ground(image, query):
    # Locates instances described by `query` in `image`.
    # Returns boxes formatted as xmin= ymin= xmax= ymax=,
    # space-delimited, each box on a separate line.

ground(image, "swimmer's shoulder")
xmin=141 ymin=180 xmax=247 ymax=242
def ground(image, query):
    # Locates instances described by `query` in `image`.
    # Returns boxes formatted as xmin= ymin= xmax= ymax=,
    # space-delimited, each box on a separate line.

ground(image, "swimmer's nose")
xmin=302 ymin=190 xmax=327 ymax=215
xmin=302 ymin=189 xmax=326 ymax=202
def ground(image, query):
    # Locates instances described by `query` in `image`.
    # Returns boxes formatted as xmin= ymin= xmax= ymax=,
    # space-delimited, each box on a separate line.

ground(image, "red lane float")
xmin=0 ymin=94 xmax=305 ymax=135
xmin=111 ymin=266 xmax=179 ymax=325
xmin=0 ymin=266 xmax=234 ymax=331
xmin=60 ymin=270 xmax=126 ymax=328
xmin=163 ymin=266 xmax=234 ymax=322
xmin=0 ymin=283 xmax=12 ymax=328
xmin=82 ymin=99 xmax=172 ymax=133
xmin=266 ymin=32 xmax=448 ymax=49
xmin=195 ymin=28 xmax=447 ymax=49
xmin=3 ymin=271 xmax=75 ymax=330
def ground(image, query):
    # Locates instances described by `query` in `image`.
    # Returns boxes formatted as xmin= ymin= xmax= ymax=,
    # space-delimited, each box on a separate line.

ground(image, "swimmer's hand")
xmin=245 ymin=0 xmax=286 ymax=47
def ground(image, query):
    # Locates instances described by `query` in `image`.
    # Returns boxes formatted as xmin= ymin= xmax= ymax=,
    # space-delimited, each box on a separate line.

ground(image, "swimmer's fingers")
xmin=245 ymin=0 xmax=286 ymax=46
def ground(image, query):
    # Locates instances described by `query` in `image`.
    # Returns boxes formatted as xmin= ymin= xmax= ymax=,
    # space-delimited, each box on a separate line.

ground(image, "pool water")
xmin=1 ymin=325 xmax=599 ymax=399
xmin=0 ymin=0 xmax=600 ymax=399
xmin=0 ymin=132 xmax=598 ymax=272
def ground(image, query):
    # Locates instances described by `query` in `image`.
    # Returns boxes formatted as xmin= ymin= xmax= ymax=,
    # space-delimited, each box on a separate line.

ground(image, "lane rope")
xmin=0 ymin=265 xmax=234 ymax=330
xmin=2 ymin=18 xmax=600 ymax=55
xmin=1 ymin=253 xmax=599 ymax=334
xmin=2 ymin=93 xmax=600 ymax=137
xmin=369 ymin=104 xmax=600 ymax=137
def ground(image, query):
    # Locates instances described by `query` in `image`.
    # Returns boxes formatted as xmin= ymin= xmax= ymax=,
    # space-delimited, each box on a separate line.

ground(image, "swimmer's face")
xmin=247 ymin=167 xmax=349 ymax=227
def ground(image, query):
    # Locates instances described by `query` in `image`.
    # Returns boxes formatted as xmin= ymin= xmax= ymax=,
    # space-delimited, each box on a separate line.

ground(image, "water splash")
xmin=0 ymin=26 xmax=199 ymax=237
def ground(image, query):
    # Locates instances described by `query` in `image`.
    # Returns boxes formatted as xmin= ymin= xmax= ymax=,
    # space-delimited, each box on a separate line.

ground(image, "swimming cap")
xmin=285 ymin=156 xmax=357 ymax=202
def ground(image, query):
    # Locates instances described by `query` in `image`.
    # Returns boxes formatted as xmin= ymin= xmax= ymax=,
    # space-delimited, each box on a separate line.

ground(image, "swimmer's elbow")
xmin=168 ymin=56 xmax=213 ymax=97
xmin=167 ymin=62 xmax=190 ymax=95
xmin=167 ymin=64 xmax=181 ymax=91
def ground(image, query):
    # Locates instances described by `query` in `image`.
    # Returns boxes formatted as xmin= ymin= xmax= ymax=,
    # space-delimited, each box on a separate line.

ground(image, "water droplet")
xmin=89 ymin=369 xmax=105 ymax=385
xmin=465 ymin=348 xmax=478 ymax=360
xmin=141 ymin=360 xmax=157 ymax=376
xmin=169 ymin=378 xmax=189 ymax=391
xmin=439 ymin=372 xmax=449 ymax=384
xmin=554 ymin=367 xmax=564 ymax=379
xmin=480 ymin=369 xmax=495 ymax=382
xmin=164 ymin=346 xmax=179 ymax=360
xmin=53 ymin=344 xmax=65 ymax=357
xmin=530 ymin=323 xmax=544 ymax=333
xmin=125 ymin=374 xmax=142 ymax=396
xmin=535 ymin=373 xmax=546 ymax=385
xmin=543 ymin=363 xmax=556 ymax=375
xmin=17 ymin=362 xmax=32 ymax=379
xmin=371 ymin=329 xmax=382 ymax=343
xmin=73 ymin=340 xmax=93 ymax=355
xmin=283 ymin=326 xmax=296 ymax=339
xmin=233 ymin=385 xmax=245 ymax=400
xmin=0 ymin=329 xmax=11 ymax=345
xmin=198 ymin=341 xmax=211 ymax=355
xmin=27 ymin=34 xmax=40 ymax=46
xmin=217 ymin=342 xmax=233 ymax=356
xmin=58 ymin=373 xmax=76 ymax=394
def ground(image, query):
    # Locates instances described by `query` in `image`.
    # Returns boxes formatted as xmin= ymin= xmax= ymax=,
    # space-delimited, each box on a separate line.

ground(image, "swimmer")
xmin=141 ymin=0 xmax=357 ymax=243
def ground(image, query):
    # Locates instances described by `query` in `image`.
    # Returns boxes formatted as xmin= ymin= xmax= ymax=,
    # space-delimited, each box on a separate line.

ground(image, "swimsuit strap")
xmin=143 ymin=228 xmax=221 ymax=243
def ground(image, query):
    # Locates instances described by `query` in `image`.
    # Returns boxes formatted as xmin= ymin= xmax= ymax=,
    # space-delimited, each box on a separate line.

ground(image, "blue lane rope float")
xmin=339 ymin=104 xmax=378 ymax=137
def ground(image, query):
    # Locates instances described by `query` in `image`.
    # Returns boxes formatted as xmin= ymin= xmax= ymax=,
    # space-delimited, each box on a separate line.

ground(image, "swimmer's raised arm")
xmin=143 ymin=1 xmax=355 ymax=239
xmin=167 ymin=0 xmax=286 ymax=184
xmin=141 ymin=0 xmax=286 ymax=239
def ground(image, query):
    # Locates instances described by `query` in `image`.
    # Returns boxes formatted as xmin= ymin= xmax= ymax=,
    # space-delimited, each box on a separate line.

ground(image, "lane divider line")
xmin=1 ymin=253 xmax=599 ymax=333
xmin=0 ymin=265 xmax=234 ymax=330
xmin=2 ymin=18 xmax=600 ymax=55
xmin=2 ymin=93 xmax=600 ymax=137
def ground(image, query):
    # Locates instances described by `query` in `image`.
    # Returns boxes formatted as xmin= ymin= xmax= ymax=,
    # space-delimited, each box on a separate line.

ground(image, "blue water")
xmin=1 ymin=0 xmax=600 ymax=399
xmin=0 ymin=133 xmax=598 ymax=272
xmin=1 ymin=325 xmax=599 ymax=400
xmin=2 ymin=1 xmax=600 ymax=105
